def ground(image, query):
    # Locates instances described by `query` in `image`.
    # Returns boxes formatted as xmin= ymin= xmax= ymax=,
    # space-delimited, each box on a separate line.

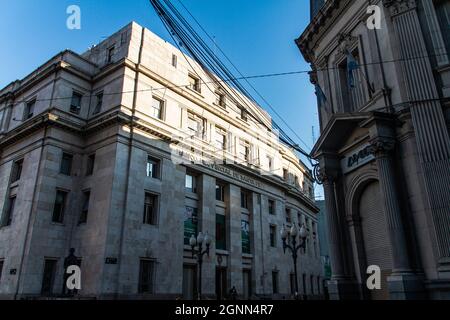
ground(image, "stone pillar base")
xmin=387 ymin=273 xmax=426 ymax=300
xmin=327 ymin=278 xmax=361 ymax=300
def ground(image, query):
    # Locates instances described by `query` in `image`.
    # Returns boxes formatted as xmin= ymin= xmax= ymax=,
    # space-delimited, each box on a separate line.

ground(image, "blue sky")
xmin=0 ymin=0 xmax=322 ymax=197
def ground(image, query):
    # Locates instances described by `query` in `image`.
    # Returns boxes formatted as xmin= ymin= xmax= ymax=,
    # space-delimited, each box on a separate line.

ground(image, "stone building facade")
xmin=0 ymin=22 xmax=321 ymax=299
xmin=297 ymin=0 xmax=450 ymax=300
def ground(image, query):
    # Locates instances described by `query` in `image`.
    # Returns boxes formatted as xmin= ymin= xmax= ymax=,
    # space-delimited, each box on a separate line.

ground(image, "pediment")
xmin=311 ymin=113 xmax=371 ymax=158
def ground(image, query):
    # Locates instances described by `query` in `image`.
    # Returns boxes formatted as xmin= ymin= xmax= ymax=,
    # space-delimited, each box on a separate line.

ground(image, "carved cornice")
xmin=383 ymin=0 xmax=417 ymax=17
xmin=368 ymin=138 xmax=396 ymax=157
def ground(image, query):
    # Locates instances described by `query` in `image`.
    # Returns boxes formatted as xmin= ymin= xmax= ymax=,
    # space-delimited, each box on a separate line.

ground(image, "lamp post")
xmin=281 ymin=224 xmax=308 ymax=300
xmin=189 ymin=231 xmax=212 ymax=300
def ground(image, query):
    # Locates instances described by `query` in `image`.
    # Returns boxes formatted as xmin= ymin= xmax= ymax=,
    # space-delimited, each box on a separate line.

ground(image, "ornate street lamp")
xmin=189 ymin=231 xmax=212 ymax=300
xmin=281 ymin=224 xmax=308 ymax=300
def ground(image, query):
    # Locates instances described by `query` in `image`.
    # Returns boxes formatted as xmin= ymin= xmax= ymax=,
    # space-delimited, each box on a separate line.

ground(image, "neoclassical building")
xmin=297 ymin=0 xmax=450 ymax=299
xmin=0 ymin=22 xmax=321 ymax=300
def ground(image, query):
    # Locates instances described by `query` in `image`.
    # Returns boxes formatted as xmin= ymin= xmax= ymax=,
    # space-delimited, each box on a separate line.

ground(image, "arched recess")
xmin=344 ymin=170 xmax=392 ymax=300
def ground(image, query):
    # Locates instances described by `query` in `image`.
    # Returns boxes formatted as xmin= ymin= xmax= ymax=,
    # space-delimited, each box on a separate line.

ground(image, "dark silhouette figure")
xmin=62 ymin=248 xmax=79 ymax=296
xmin=229 ymin=286 xmax=238 ymax=300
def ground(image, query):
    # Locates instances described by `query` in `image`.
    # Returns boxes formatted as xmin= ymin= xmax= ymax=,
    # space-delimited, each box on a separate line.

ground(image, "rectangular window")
xmin=216 ymin=183 xmax=225 ymax=202
xmin=11 ymin=159 xmax=24 ymax=183
xmin=24 ymin=99 xmax=35 ymax=120
xmin=60 ymin=153 xmax=73 ymax=176
xmin=143 ymin=193 xmax=158 ymax=225
xmin=184 ymin=206 xmax=198 ymax=245
xmin=93 ymin=92 xmax=103 ymax=115
xmin=185 ymin=173 xmax=197 ymax=193
xmin=241 ymin=220 xmax=250 ymax=254
xmin=146 ymin=156 xmax=160 ymax=179
xmin=215 ymin=91 xmax=226 ymax=108
xmin=294 ymin=175 xmax=299 ymax=187
xmin=52 ymin=190 xmax=68 ymax=223
xmin=0 ymin=260 xmax=3 ymax=281
xmin=1 ymin=196 xmax=16 ymax=227
xmin=272 ymin=271 xmax=279 ymax=294
xmin=187 ymin=113 xmax=205 ymax=139
xmin=79 ymin=190 xmax=90 ymax=224
xmin=239 ymin=140 xmax=251 ymax=162
xmin=216 ymin=214 xmax=226 ymax=250
xmin=270 ymin=225 xmax=276 ymax=247
xmin=268 ymin=200 xmax=275 ymax=215
xmin=172 ymin=54 xmax=177 ymax=68
xmin=266 ymin=156 xmax=273 ymax=171
xmin=240 ymin=106 xmax=248 ymax=122
xmin=41 ymin=259 xmax=57 ymax=295
xmin=70 ymin=92 xmax=82 ymax=114
xmin=241 ymin=190 xmax=250 ymax=209
xmin=188 ymin=74 xmax=201 ymax=93
xmin=283 ymin=168 xmax=289 ymax=181
xmin=436 ymin=1 xmax=450 ymax=53
xmin=285 ymin=208 xmax=292 ymax=224
xmin=215 ymin=127 xmax=226 ymax=151
xmin=150 ymin=96 xmax=164 ymax=120
xmin=138 ymin=259 xmax=155 ymax=294
xmin=86 ymin=154 xmax=95 ymax=176
xmin=107 ymin=46 xmax=115 ymax=63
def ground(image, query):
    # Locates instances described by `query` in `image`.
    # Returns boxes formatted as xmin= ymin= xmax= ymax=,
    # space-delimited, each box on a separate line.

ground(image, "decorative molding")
xmin=369 ymin=138 xmax=396 ymax=157
xmin=383 ymin=0 xmax=417 ymax=17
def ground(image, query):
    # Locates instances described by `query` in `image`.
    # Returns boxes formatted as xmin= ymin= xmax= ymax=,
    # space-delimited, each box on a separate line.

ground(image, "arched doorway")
xmin=358 ymin=181 xmax=392 ymax=300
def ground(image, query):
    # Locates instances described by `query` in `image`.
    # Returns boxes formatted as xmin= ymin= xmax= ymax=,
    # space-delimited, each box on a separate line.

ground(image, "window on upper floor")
xmin=150 ymin=96 xmax=164 ymax=120
xmin=143 ymin=193 xmax=158 ymax=225
xmin=146 ymin=156 xmax=161 ymax=179
xmin=268 ymin=199 xmax=275 ymax=215
xmin=86 ymin=154 xmax=96 ymax=176
xmin=216 ymin=182 xmax=225 ymax=202
xmin=60 ymin=153 xmax=73 ymax=176
xmin=188 ymin=74 xmax=201 ymax=93
xmin=52 ymin=190 xmax=68 ymax=223
xmin=185 ymin=172 xmax=197 ymax=194
xmin=285 ymin=208 xmax=292 ymax=224
xmin=79 ymin=190 xmax=90 ymax=224
xmin=241 ymin=190 xmax=250 ymax=209
xmin=172 ymin=54 xmax=178 ymax=68
xmin=107 ymin=46 xmax=115 ymax=64
xmin=1 ymin=196 xmax=16 ymax=227
xmin=214 ymin=127 xmax=227 ymax=151
xmin=93 ymin=92 xmax=103 ymax=115
xmin=24 ymin=99 xmax=35 ymax=120
xmin=70 ymin=92 xmax=82 ymax=114
xmin=270 ymin=225 xmax=276 ymax=247
xmin=187 ymin=112 xmax=205 ymax=139
xmin=283 ymin=168 xmax=289 ymax=181
xmin=239 ymin=139 xmax=251 ymax=162
xmin=239 ymin=106 xmax=248 ymax=122
xmin=266 ymin=155 xmax=274 ymax=172
xmin=435 ymin=0 xmax=450 ymax=53
xmin=338 ymin=47 xmax=368 ymax=112
xmin=11 ymin=159 xmax=24 ymax=183
xmin=215 ymin=91 xmax=226 ymax=108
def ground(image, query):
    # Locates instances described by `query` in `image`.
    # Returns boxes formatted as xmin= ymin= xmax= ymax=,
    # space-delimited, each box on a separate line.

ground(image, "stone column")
xmin=369 ymin=138 xmax=411 ymax=273
xmin=318 ymin=157 xmax=359 ymax=299
xmin=199 ymin=174 xmax=217 ymax=298
xmin=369 ymin=137 xmax=424 ymax=299
xmin=226 ymin=184 xmax=244 ymax=295
xmin=383 ymin=0 xmax=450 ymax=262
xmin=321 ymin=174 xmax=346 ymax=279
